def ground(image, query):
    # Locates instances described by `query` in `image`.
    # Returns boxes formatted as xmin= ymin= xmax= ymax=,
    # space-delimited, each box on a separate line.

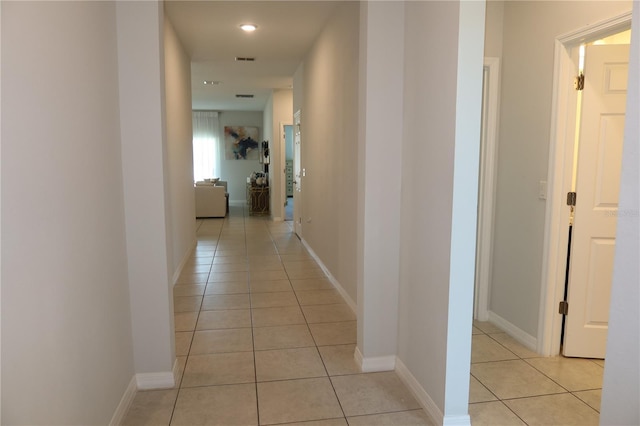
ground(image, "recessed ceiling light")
xmin=203 ymin=80 xmax=221 ymax=85
xmin=240 ymin=24 xmax=257 ymax=32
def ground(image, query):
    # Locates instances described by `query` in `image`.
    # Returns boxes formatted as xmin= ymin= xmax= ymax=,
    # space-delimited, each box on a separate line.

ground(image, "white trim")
xmin=361 ymin=355 xmax=396 ymax=372
xmin=443 ymin=416 xmax=472 ymax=426
xmin=0 ymin=3 xmax=3 ymax=416
xmin=111 ymin=368 xmax=177 ymax=424
xmin=172 ymin=237 xmax=197 ymax=286
xmin=395 ymin=358 xmax=445 ymax=426
xmin=278 ymin=121 xmax=292 ymax=223
xmin=474 ymin=57 xmax=501 ymax=322
xmin=300 ymin=237 xmax=357 ymax=313
xmin=488 ymin=311 xmax=538 ymax=352
xmin=173 ymin=358 xmax=182 ymax=388
xmin=557 ymin=11 xmax=632 ymax=44
xmin=539 ymin=11 xmax=633 ymax=357
xmin=109 ymin=376 xmax=137 ymax=426
xmin=293 ymin=110 xmax=303 ymax=238
xmin=353 ymin=346 xmax=396 ymax=372
xmin=135 ymin=371 xmax=176 ymax=390
xmin=354 ymin=345 xmax=363 ymax=368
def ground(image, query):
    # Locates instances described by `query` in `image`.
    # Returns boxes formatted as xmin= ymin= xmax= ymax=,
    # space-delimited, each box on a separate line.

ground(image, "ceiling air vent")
xmin=235 ymin=94 xmax=254 ymax=99
xmin=235 ymin=57 xmax=256 ymax=62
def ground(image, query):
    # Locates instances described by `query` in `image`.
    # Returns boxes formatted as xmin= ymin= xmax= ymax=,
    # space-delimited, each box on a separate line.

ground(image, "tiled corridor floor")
xmin=122 ymin=204 xmax=604 ymax=425
xmin=123 ymin=205 xmax=432 ymax=425
xmin=469 ymin=321 xmax=603 ymax=425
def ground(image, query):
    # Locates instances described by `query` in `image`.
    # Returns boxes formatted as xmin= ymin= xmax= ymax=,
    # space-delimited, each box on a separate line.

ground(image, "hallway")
xmin=122 ymin=204 xmax=432 ymax=425
xmin=120 ymin=204 xmax=608 ymax=425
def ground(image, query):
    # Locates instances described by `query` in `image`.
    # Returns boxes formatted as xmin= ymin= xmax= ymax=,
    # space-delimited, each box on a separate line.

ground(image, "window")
xmin=192 ymin=111 xmax=220 ymax=182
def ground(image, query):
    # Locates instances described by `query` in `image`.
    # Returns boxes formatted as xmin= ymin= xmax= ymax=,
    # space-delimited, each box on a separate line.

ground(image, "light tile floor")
xmin=122 ymin=204 xmax=604 ymax=425
xmin=470 ymin=321 xmax=604 ymax=425
xmin=123 ymin=205 xmax=433 ymax=425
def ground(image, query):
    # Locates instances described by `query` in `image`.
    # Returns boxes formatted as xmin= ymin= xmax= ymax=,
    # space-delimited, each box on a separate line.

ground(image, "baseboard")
xmin=172 ymin=237 xmax=197 ymax=287
xmin=136 ymin=371 xmax=176 ymax=390
xmin=172 ymin=358 xmax=182 ymax=388
xmin=354 ymin=346 xmax=396 ymax=372
xmin=443 ymin=415 xmax=472 ymax=426
xmin=395 ymin=358 xmax=445 ymax=426
xmin=299 ymin=237 xmax=358 ymax=314
xmin=487 ymin=311 xmax=538 ymax=352
xmin=109 ymin=376 xmax=137 ymax=426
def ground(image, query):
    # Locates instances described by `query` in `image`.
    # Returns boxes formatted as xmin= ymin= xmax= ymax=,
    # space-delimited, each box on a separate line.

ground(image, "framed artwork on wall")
xmin=224 ymin=126 xmax=260 ymax=160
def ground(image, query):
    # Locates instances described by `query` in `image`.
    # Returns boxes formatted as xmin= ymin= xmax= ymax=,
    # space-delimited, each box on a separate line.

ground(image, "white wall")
xmin=398 ymin=1 xmax=485 ymax=422
xmin=484 ymin=1 xmax=504 ymax=58
xmin=296 ymin=2 xmax=360 ymax=304
xmin=490 ymin=0 xmax=632 ymax=338
xmin=356 ymin=0 xmax=403 ymax=366
xmin=601 ymin=3 xmax=639 ymax=423
xmin=398 ymin=0 xmax=460 ymax=411
xmin=265 ymin=90 xmax=293 ymax=221
xmin=218 ymin=111 xmax=263 ymax=202
xmin=293 ymin=64 xmax=304 ymax=116
xmin=116 ymin=1 xmax=175 ymax=379
xmin=0 ymin=2 xmax=4 ymax=418
xmin=1 ymin=2 xmax=134 ymax=423
xmin=164 ymin=15 xmax=197 ymax=281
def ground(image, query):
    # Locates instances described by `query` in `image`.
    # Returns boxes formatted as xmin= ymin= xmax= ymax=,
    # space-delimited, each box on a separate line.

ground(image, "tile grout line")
xmin=243 ymin=204 xmax=263 ymax=426
xmin=471 ymin=322 xmax=602 ymax=423
xmin=470 ymin=328 xmax=532 ymax=425
xmin=281 ymin=236 xmax=350 ymax=424
xmin=169 ymin=214 xmax=226 ymax=425
xmin=265 ymin=219 xmax=350 ymax=424
xmin=167 ymin=211 xmax=426 ymax=424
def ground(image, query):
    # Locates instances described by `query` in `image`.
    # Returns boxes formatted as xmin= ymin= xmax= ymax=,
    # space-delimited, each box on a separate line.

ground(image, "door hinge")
xmin=574 ymin=73 xmax=585 ymax=91
xmin=559 ymin=300 xmax=569 ymax=315
xmin=567 ymin=192 xmax=577 ymax=206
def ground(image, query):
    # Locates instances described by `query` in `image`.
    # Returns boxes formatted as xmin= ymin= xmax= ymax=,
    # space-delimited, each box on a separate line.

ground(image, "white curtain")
xmin=192 ymin=111 xmax=220 ymax=182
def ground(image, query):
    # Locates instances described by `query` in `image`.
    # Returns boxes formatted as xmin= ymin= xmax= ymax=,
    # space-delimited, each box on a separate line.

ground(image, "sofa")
xmin=216 ymin=181 xmax=229 ymax=213
xmin=195 ymin=182 xmax=227 ymax=218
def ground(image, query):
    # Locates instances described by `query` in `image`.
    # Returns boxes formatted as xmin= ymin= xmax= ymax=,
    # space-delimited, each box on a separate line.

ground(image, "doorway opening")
xmin=539 ymin=12 xmax=631 ymax=358
xmin=559 ymin=29 xmax=630 ymax=358
xmin=473 ymin=57 xmax=500 ymax=323
xmin=292 ymin=111 xmax=302 ymax=237
xmin=283 ymin=124 xmax=294 ymax=221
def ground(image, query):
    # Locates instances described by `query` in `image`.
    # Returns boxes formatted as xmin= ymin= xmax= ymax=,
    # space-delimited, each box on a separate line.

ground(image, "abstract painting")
xmin=224 ymin=126 xmax=260 ymax=160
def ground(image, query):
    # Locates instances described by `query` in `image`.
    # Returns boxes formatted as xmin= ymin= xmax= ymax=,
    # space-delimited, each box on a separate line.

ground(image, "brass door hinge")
xmin=574 ymin=74 xmax=585 ymax=91
xmin=559 ymin=300 xmax=569 ymax=315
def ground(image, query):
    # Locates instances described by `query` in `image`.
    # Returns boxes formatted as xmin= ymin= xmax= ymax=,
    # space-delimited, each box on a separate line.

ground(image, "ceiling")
xmin=164 ymin=1 xmax=341 ymax=111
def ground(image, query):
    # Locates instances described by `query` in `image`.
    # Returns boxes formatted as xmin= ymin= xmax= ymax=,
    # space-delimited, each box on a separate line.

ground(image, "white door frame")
xmin=474 ymin=57 xmax=501 ymax=321
xmin=293 ymin=110 xmax=302 ymax=237
xmin=537 ymin=11 xmax=632 ymax=356
xmin=279 ymin=121 xmax=292 ymax=221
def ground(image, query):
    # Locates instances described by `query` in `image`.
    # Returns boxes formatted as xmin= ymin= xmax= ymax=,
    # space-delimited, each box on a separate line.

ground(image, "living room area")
xmin=192 ymin=95 xmax=293 ymax=222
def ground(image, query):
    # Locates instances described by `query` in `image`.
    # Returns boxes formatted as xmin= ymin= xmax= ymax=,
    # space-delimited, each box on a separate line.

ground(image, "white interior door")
xmin=293 ymin=111 xmax=302 ymax=237
xmin=563 ymin=44 xmax=629 ymax=358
